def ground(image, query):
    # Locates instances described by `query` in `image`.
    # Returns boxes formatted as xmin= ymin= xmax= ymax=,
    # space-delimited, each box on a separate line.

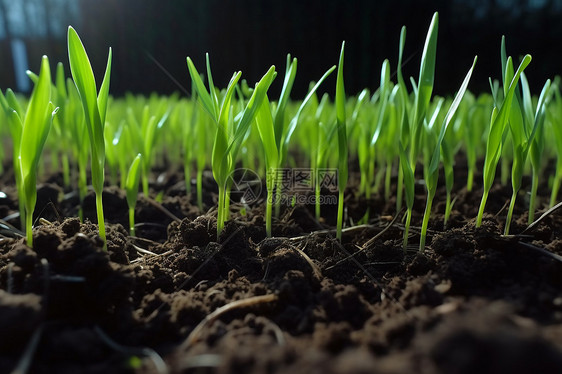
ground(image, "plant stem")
xmin=419 ymin=196 xmax=433 ymax=251
xmin=18 ymin=188 xmax=25 ymax=232
xmin=217 ymin=185 xmax=225 ymax=236
xmin=142 ymin=174 xmax=149 ymax=197
xmin=467 ymin=167 xmax=474 ymax=192
xmin=184 ymin=164 xmax=191 ymax=195
xmin=25 ymin=206 xmax=33 ymax=248
xmin=78 ymin=164 xmax=87 ymax=223
xmin=196 ymin=169 xmax=203 ymax=210
xmin=476 ymin=190 xmax=489 ymax=227
xmin=528 ymin=172 xmax=539 ymax=224
xmin=119 ymin=164 xmax=127 ymax=190
xmin=384 ymin=160 xmax=392 ymax=201
xmin=224 ymin=189 xmax=231 ymax=220
xmin=129 ymin=207 xmax=136 ymax=236
xmin=336 ymin=190 xmax=344 ymax=241
xmin=500 ymin=156 xmax=509 ymax=186
xmin=444 ymin=190 xmax=452 ymax=227
xmin=550 ymin=173 xmax=561 ymax=208
xmin=396 ymin=167 xmax=403 ymax=212
xmin=62 ymin=154 xmax=70 ymax=188
xmin=315 ymin=182 xmax=321 ymax=220
xmin=274 ymin=176 xmax=282 ymax=218
xmin=402 ymin=208 xmax=412 ymax=251
xmin=95 ymin=191 xmax=107 ymax=250
xmin=266 ymin=189 xmax=273 ymax=237
xmin=504 ymin=191 xmax=517 ymax=235
xmin=363 ymin=176 xmax=371 ymax=223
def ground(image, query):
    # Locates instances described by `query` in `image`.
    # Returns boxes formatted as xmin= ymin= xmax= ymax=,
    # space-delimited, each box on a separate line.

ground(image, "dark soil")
xmin=1 ymin=165 xmax=562 ymax=374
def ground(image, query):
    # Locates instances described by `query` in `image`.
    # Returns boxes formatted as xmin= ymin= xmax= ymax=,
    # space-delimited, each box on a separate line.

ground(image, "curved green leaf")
xmin=126 ymin=153 xmax=142 ymax=208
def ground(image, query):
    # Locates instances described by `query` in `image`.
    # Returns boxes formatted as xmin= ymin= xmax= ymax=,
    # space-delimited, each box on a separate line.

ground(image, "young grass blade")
xmin=419 ymin=56 xmax=477 ymax=251
xmin=142 ymin=110 xmax=170 ymax=196
xmin=397 ymin=26 xmax=409 ymax=121
xmin=126 ymin=154 xmax=142 ymax=236
xmin=281 ymin=65 xmax=336 ymax=163
xmin=68 ymin=26 xmax=113 ymax=248
xmin=212 ymin=71 xmax=242 ymax=189
xmin=186 ymin=57 xmax=218 ymax=121
xmin=223 ymin=66 xmax=277 ymax=162
xmin=549 ymin=83 xmax=562 ymax=207
xmin=220 ymin=66 xmax=276 ymax=234
xmin=370 ymin=59 xmax=391 ymax=146
xmin=476 ymin=54 xmax=532 ymax=227
xmin=205 ymin=53 xmax=220 ymax=117
xmin=19 ymin=56 xmax=57 ymax=247
xmin=399 ymin=142 xmax=415 ymax=250
xmin=335 ymin=41 xmax=347 ymax=241
xmin=396 ymin=25 xmax=410 ymax=211
xmin=254 ymin=95 xmax=278 ymax=237
xmin=411 ymin=12 xmax=438 ymax=165
xmin=527 ymin=79 xmax=552 ymax=223
xmin=273 ymin=55 xmax=297 ymax=149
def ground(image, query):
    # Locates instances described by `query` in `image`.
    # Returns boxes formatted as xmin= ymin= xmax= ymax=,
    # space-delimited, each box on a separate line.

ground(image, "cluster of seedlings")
xmin=0 ymin=12 xmax=559 ymax=252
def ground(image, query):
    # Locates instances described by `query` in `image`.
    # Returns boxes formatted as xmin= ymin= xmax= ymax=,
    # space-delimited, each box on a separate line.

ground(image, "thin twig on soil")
xmin=331 ymin=239 xmax=410 ymax=317
xmin=180 ymin=294 xmax=279 ymax=350
xmin=520 ymin=200 xmax=562 ymax=235
xmin=516 ymin=241 xmax=562 ymax=263
xmin=0 ymin=219 xmax=24 ymax=238
xmin=288 ymin=223 xmax=379 ymax=241
xmin=280 ymin=205 xmax=324 ymax=230
xmin=131 ymin=236 xmax=162 ymax=248
xmin=324 ymin=211 xmax=401 ymax=270
xmin=493 ymin=199 xmax=511 ymax=220
xmin=130 ymin=250 xmax=174 ymax=264
xmin=131 ymin=243 xmax=159 ymax=256
xmin=289 ymin=242 xmax=322 ymax=279
xmin=361 ymin=211 xmax=402 ymax=249
xmin=143 ymin=195 xmax=181 ymax=222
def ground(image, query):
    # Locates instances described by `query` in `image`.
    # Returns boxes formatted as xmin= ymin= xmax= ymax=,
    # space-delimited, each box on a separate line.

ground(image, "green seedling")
xmin=395 ymin=25 xmax=410 ymax=212
xmin=255 ymin=94 xmax=278 ymax=237
xmin=68 ymin=26 xmax=112 ymax=249
xmin=125 ymin=154 xmax=142 ymax=236
xmin=187 ymin=54 xmax=276 ymax=236
xmin=125 ymin=102 xmax=170 ymax=196
xmin=52 ymin=62 xmax=72 ymax=188
xmin=254 ymin=54 xmax=335 ymax=236
xmin=476 ymin=51 xmax=531 ymax=228
xmin=410 ymin=12 xmax=438 ymax=169
xmin=549 ymin=81 xmax=562 ymax=207
xmin=419 ymin=56 xmax=476 ymax=250
xmin=356 ymin=59 xmax=392 ymax=222
xmin=335 ymin=41 xmax=347 ymax=241
xmin=398 ymin=12 xmax=439 ymax=250
xmin=64 ymin=78 xmax=90 ymax=220
xmin=13 ymin=56 xmax=57 ymax=247
xmin=526 ymin=75 xmax=552 ymax=223
xmin=494 ymin=37 xmax=553 ymax=234
xmin=0 ymin=88 xmax=26 ymax=231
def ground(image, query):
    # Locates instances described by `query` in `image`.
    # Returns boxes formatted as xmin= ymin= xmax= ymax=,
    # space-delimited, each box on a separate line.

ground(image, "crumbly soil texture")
xmin=1 ymin=165 xmax=562 ymax=374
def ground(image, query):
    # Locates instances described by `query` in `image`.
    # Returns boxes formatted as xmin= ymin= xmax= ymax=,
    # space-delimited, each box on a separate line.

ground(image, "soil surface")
xmin=1 ymin=164 xmax=562 ymax=374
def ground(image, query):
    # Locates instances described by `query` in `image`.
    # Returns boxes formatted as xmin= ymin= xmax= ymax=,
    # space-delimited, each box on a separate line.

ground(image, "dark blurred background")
xmin=0 ymin=0 xmax=561 ymax=98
